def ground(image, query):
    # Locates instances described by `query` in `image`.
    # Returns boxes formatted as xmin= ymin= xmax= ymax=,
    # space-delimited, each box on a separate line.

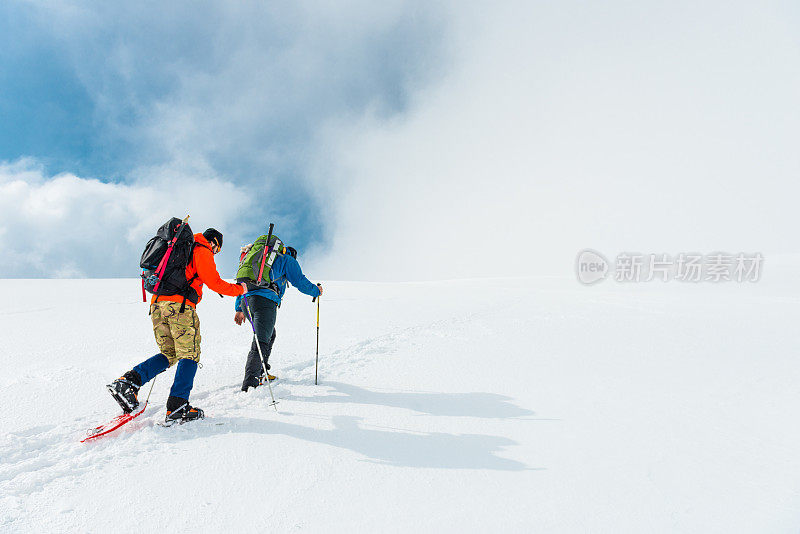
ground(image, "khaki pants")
xmin=150 ymin=301 xmax=201 ymax=365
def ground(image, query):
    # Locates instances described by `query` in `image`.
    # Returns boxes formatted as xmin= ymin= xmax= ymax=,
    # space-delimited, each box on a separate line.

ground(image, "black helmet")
xmin=203 ymin=228 xmax=223 ymax=249
xmin=286 ymin=246 xmax=297 ymax=259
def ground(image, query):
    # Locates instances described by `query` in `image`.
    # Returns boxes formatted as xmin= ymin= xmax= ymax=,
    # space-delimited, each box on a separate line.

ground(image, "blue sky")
xmin=0 ymin=1 xmax=447 ymax=277
xmin=0 ymin=7 xmax=94 ymax=174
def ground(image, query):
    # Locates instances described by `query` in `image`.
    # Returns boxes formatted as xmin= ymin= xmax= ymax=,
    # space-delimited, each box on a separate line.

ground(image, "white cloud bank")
xmin=311 ymin=1 xmax=800 ymax=281
xmin=0 ymin=159 xmax=251 ymax=278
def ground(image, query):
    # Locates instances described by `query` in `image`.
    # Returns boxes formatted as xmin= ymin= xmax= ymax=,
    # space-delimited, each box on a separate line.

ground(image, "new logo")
xmin=576 ymin=249 xmax=609 ymax=285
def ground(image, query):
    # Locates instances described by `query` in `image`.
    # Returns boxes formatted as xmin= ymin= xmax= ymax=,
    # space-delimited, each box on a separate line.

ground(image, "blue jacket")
xmin=235 ymin=253 xmax=320 ymax=310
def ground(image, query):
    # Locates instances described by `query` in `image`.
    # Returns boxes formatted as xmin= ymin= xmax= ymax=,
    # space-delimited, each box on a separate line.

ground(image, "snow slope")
xmin=1 ymin=277 xmax=799 ymax=532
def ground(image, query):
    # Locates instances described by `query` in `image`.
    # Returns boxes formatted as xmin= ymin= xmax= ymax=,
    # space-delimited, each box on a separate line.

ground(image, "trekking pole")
xmin=314 ymin=295 xmax=320 ymax=385
xmin=242 ymin=293 xmax=279 ymax=411
xmin=142 ymin=375 xmax=157 ymax=409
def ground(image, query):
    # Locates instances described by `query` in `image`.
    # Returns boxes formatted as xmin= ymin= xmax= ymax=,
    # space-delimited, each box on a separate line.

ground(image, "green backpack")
xmin=236 ymin=231 xmax=287 ymax=290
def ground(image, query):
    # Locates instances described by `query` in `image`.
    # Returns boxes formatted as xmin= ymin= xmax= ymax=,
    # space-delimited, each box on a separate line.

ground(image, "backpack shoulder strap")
xmin=179 ymin=272 xmax=199 ymax=313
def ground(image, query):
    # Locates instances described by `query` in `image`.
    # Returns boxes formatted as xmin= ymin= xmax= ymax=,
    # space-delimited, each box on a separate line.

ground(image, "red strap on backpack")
xmin=153 ymin=215 xmax=190 ymax=293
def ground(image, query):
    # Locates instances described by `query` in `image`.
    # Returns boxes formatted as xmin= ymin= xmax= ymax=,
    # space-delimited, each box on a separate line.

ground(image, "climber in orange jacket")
xmin=152 ymin=230 xmax=244 ymax=308
xmin=109 ymin=228 xmax=246 ymax=425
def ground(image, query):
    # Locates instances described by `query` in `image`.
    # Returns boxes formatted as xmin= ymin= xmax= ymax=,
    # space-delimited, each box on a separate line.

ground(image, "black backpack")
xmin=140 ymin=217 xmax=198 ymax=311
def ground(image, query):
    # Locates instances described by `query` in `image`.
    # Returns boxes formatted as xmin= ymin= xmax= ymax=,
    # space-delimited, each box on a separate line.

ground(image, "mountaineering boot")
xmin=106 ymin=371 xmax=142 ymax=413
xmin=256 ymin=359 xmax=275 ymax=384
xmin=242 ymin=371 xmax=275 ymax=392
xmin=164 ymin=395 xmax=204 ymax=426
xmin=259 ymin=373 xmax=277 ymax=384
xmin=241 ymin=378 xmax=260 ymax=392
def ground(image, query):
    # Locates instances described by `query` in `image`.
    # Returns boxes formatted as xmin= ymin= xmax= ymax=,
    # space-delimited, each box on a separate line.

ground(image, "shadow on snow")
xmin=184 ymin=414 xmax=538 ymax=471
xmin=282 ymin=381 xmax=537 ymax=420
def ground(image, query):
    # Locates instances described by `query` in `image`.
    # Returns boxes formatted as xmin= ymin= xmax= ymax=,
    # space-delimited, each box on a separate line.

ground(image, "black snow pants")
xmin=241 ymin=294 xmax=278 ymax=390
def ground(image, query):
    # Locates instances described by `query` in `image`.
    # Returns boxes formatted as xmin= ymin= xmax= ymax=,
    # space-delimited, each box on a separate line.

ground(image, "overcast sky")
xmin=1 ymin=1 xmax=798 ymax=280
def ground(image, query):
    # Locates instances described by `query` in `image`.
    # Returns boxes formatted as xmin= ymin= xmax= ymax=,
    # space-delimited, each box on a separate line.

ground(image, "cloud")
xmin=10 ymin=1 xmax=448 ymax=243
xmin=77 ymin=2 xmax=436 ymax=163
xmin=309 ymin=1 xmax=800 ymax=280
xmin=0 ymin=1 xmax=449 ymax=278
xmin=0 ymin=159 xmax=251 ymax=278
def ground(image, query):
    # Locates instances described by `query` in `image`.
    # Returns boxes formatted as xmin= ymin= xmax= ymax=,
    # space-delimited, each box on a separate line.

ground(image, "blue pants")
xmin=132 ymin=353 xmax=197 ymax=401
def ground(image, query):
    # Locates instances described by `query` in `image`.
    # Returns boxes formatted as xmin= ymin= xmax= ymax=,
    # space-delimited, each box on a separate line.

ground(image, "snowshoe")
xmin=163 ymin=396 xmax=205 ymax=426
xmin=107 ymin=375 xmax=140 ymax=413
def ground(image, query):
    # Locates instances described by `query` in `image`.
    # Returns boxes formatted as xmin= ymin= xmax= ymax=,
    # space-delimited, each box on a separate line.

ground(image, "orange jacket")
xmin=151 ymin=233 xmax=244 ymax=308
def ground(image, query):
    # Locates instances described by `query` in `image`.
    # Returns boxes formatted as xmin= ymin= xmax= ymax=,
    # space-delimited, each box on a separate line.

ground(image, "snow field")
xmin=1 ymin=277 xmax=799 ymax=532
